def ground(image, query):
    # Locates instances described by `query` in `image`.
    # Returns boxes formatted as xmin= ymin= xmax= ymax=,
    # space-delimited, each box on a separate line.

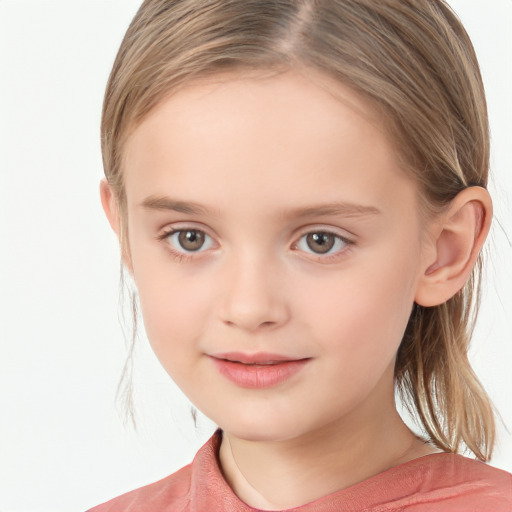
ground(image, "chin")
xmin=215 ymin=413 xmax=309 ymax=443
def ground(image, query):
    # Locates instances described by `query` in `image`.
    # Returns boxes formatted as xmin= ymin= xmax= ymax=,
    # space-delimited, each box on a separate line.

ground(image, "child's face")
xmin=121 ymin=70 xmax=431 ymax=442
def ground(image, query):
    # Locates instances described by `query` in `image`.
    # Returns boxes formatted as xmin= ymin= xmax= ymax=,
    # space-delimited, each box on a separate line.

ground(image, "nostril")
xmin=218 ymin=278 xmax=290 ymax=331
xmin=222 ymin=318 xmax=278 ymax=331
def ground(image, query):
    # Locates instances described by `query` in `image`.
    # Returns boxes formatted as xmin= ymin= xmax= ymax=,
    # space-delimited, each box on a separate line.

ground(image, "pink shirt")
xmin=89 ymin=431 xmax=512 ymax=511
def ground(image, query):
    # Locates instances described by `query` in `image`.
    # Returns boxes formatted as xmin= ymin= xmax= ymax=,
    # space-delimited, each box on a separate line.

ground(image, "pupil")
xmin=306 ymin=232 xmax=335 ymax=254
xmin=178 ymin=230 xmax=205 ymax=251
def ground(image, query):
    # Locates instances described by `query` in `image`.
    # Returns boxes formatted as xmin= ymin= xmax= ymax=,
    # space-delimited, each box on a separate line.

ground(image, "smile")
xmin=209 ymin=352 xmax=310 ymax=389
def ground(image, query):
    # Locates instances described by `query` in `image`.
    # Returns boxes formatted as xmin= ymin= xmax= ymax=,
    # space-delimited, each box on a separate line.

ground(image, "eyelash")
xmin=292 ymin=230 xmax=354 ymax=262
xmin=157 ymin=227 xmax=354 ymax=263
xmin=157 ymin=227 xmax=215 ymax=262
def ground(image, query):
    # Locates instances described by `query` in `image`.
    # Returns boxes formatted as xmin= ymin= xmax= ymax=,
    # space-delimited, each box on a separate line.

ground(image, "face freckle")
xmin=122 ymin=70 xmax=428 ymax=443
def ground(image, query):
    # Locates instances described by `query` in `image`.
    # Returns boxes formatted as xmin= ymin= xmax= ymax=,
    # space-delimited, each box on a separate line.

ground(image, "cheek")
xmin=298 ymin=250 xmax=419 ymax=366
xmin=138 ymin=278 xmax=208 ymax=340
xmin=128 ymin=240 xmax=214 ymax=369
xmin=135 ymin=278 xmax=216 ymax=389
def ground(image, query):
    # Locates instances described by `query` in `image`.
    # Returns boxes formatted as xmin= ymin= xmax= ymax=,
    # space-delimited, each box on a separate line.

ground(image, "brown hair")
xmin=102 ymin=0 xmax=495 ymax=460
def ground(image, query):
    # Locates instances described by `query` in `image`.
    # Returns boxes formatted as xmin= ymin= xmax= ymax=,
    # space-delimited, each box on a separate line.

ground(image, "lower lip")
xmin=211 ymin=357 xmax=309 ymax=389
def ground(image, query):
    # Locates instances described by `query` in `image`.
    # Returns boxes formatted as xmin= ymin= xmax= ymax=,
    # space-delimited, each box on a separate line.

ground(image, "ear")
xmin=100 ymin=179 xmax=133 ymax=272
xmin=100 ymin=179 xmax=121 ymax=235
xmin=415 ymin=187 xmax=492 ymax=307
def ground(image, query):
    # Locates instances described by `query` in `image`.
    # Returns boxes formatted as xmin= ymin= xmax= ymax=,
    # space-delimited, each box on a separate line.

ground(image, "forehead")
xmin=122 ymin=70 xmax=418 ymax=217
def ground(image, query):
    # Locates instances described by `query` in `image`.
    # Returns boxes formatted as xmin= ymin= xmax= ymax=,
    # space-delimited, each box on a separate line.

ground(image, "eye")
xmin=164 ymin=229 xmax=215 ymax=253
xmin=295 ymin=231 xmax=349 ymax=255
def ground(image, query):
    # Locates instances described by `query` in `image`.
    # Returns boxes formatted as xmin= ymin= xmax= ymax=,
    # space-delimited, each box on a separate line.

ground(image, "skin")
xmin=102 ymin=70 xmax=492 ymax=510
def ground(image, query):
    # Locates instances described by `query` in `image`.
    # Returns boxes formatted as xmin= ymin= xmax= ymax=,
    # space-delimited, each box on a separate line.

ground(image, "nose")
xmin=218 ymin=253 xmax=290 ymax=332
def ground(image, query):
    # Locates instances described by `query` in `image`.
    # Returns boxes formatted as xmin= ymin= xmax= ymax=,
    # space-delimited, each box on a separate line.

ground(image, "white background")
xmin=0 ymin=1 xmax=511 ymax=511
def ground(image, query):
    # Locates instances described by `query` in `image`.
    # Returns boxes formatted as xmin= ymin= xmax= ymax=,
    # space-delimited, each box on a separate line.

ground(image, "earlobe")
xmin=415 ymin=187 xmax=492 ymax=307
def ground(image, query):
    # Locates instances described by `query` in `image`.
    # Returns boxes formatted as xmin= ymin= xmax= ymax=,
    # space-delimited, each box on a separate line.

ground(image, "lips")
xmin=209 ymin=352 xmax=310 ymax=388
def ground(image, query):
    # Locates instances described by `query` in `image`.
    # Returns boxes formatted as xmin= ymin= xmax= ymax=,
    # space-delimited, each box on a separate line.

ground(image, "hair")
xmin=101 ymin=0 xmax=495 ymax=460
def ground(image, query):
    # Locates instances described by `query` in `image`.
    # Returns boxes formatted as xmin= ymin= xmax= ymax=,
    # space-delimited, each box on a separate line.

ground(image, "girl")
xmin=90 ymin=0 xmax=511 ymax=510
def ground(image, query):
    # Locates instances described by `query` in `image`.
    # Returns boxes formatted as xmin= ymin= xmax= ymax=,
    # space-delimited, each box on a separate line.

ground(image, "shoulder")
xmin=392 ymin=453 xmax=512 ymax=511
xmin=86 ymin=431 xmax=225 ymax=512
xmin=426 ymin=453 xmax=512 ymax=489
xmin=329 ymin=452 xmax=511 ymax=512
xmin=86 ymin=463 xmax=193 ymax=512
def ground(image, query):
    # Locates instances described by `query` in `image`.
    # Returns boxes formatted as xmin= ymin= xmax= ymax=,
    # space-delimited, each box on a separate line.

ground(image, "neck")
xmin=218 ymin=377 xmax=436 ymax=510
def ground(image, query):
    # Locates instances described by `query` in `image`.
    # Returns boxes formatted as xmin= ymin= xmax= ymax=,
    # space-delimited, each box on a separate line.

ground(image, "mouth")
xmin=209 ymin=352 xmax=311 ymax=388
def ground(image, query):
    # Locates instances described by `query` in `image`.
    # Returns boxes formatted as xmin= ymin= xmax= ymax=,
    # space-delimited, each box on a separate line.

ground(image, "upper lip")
xmin=210 ymin=352 xmax=308 ymax=364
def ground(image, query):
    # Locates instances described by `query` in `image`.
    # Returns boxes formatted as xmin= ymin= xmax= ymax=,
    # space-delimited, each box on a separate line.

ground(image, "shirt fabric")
xmin=88 ymin=430 xmax=512 ymax=511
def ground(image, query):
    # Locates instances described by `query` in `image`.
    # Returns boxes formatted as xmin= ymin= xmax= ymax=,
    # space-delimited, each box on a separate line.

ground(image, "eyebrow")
xmin=141 ymin=195 xmax=381 ymax=219
xmin=141 ymin=195 xmax=215 ymax=215
xmin=287 ymin=202 xmax=381 ymax=219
